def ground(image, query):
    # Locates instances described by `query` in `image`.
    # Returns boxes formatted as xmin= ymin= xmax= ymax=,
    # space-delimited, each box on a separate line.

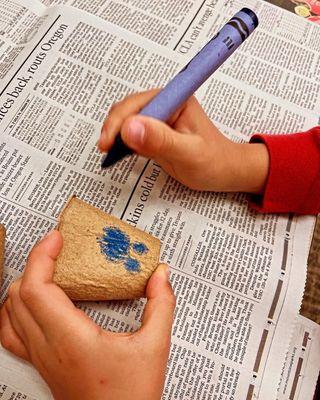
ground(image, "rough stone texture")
xmin=0 ymin=224 xmax=5 ymax=290
xmin=54 ymin=197 xmax=161 ymax=301
xmin=301 ymin=216 xmax=320 ymax=325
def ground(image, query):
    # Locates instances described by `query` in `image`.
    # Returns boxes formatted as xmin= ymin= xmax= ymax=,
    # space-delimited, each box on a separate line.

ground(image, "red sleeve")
xmin=249 ymin=127 xmax=320 ymax=215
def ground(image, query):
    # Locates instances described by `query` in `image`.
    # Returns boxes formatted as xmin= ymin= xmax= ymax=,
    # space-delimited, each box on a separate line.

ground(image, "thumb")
xmin=24 ymin=230 xmax=63 ymax=284
xmin=121 ymin=115 xmax=184 ymax=160
xmin=139 ymin=264 xmax=176 ymax=341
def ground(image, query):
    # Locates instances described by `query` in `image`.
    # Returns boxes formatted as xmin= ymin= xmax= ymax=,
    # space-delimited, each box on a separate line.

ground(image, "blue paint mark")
xmin=98 ymin=226 xmax=148 ymax=274
xmin=132 ymin=242 xmax=148 ymax=255
xmin=99 ymin=227 xmax=130 ymax=262
xmin=125 ymin=257 xmax=141 ymax=273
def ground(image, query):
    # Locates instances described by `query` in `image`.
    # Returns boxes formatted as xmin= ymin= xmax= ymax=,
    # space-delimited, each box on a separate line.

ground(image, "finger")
xmin=98 ymin=89 xmax=160 ymax=152
xmin=121 ymin=115 xmax=194 ymax=162
xmin=23 ymin=230 xmax=62 ymax=285
xmin=19 ymin=231 xmax=84 ymax=334
xmin=7 ymin=281 xmax=46 ymax=350
xmin=8 ymin=279 xmax=91 ymax=359
xmin=19 ymin=229 xmax=68 ymax=328
xmin=5 ymin=296 xmax=27 ymax=343
xmin=139 ymin=264 xmax=175 ymax=342
xmin=0 ymin=303 xmax=30 ymax=361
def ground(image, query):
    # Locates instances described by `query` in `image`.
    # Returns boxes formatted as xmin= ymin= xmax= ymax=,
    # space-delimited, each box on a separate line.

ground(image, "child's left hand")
xmin=0 ymin=231 xmax=175 ymax=400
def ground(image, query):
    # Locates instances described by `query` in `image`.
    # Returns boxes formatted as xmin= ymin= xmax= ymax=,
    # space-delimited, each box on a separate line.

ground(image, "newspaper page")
xmin=28 ymin=0 xmax=320 ymax=115
xmin=0 ymin=0 xmax=49 ymax=82
xmin=0 ymin=1 xmax=318 ymax=399
xmin=35 ymin=0 xmax=209 ymax=51
xmin=31 ymin=0 xmax=320 ymax=64
xmin=278 ymin=315 xmax=320 ymax=400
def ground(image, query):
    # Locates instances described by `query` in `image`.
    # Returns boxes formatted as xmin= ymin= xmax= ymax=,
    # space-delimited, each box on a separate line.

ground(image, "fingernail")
xmin=96 ymin=139 xmax=103 ymax=153
xmin=43 ymin=230 xmax=56 ymax=240
xmin=98 ymin=133 xmax=107 ymax=151
xmin=127 ymin=119 xmax=145 ymax=145
xmin=158 ymin=264 xmax=170 ymax=281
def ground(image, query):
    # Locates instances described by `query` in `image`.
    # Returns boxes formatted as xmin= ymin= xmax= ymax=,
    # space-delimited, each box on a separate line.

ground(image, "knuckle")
xmin=19 ymin=282 xmax=37 ymax=304
xmin=0 ymin=327 xmax=16 ymax=353
xmin=1 ymin=335 xmax=13 ymax=351
xmin=159 ymin=129 xmax=174 ymax=152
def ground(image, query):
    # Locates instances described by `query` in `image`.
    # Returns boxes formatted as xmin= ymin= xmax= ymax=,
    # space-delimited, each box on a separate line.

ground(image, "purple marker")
xmin=101 ymin=8 xmax=258 ymax=168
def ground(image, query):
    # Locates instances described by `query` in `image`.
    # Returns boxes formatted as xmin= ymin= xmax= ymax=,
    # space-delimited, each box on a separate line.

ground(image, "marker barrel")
xmin=102 ymin=8 xmax=258 ymax=168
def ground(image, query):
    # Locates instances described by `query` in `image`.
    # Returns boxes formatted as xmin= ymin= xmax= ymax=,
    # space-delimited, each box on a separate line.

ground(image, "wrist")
xmin=232 ymin=142 xmax=270 ymax=194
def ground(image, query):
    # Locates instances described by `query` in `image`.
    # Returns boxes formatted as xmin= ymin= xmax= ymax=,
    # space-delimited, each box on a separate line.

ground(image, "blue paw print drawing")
xmin=98 ymin=226 xmax=149 ymax=273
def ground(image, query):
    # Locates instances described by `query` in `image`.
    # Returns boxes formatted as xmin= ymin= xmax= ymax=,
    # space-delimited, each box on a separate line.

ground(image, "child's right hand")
xmin=98 ymin=89 xmax=269 ymax=194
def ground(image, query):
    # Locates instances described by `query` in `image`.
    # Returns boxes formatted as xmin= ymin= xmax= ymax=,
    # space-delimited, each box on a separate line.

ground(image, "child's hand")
xmin=0 ymin=231 xmax=175 ymax=400
xmin=98 ymin=90 xmax=269 ymax=194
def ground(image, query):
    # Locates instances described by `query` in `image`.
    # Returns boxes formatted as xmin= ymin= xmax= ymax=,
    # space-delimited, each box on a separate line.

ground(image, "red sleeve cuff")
xmin=249 ymin=127 xmax=320 ymax=215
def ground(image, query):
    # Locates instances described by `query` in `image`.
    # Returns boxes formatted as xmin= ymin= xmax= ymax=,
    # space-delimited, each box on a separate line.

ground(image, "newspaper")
xmin=278 ymin=315 xmax=320 ymax=400
xmin=0 ymin=0 xmax=319 ymax=399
